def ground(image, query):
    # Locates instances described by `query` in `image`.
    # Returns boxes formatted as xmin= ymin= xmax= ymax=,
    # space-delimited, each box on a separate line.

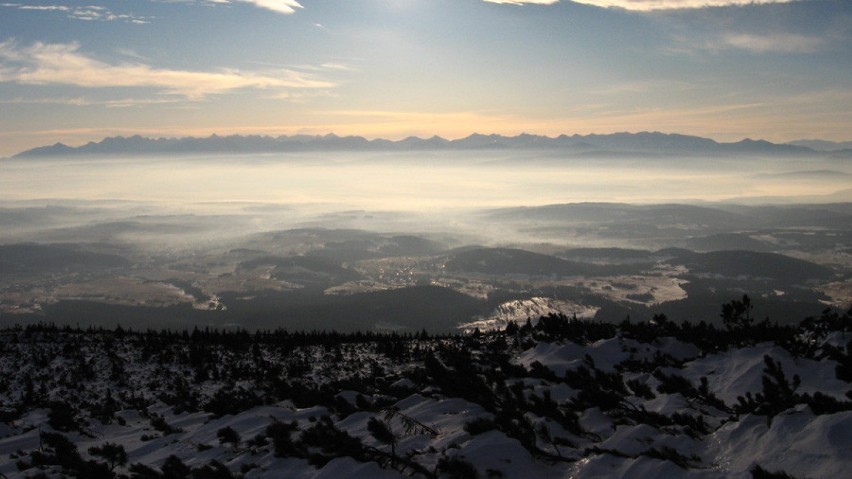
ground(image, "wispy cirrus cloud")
xmin=1 ymin=3 xmax=65 ymax=11
xmin=0 ymin=3 xmax=152 ymax=23
xmin=567 ymin=1 xmax=798 ymax=11
xmin=482 ymin=1 xmax=805 ymax=10
xmin=0 ymin=41 xmax=335 ymax=100
xmin=668 ymin=31 xmax=828 ymax=55
xmin=240 ymin=0 xmax=302 ymax=14
xmin=720 ymin=32 xmax=825 ymax=53
xmin=483 ymin=1 xmax=559 ymax=5
xmin=0 ymin=96 xmax=183 ymax=108
xmin=193 ymin=0 xmax=302 ymax=14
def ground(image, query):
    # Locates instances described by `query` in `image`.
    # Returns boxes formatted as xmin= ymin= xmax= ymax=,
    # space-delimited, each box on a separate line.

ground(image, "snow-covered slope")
xmin=0 ymin=316 xmax=850 ymax=479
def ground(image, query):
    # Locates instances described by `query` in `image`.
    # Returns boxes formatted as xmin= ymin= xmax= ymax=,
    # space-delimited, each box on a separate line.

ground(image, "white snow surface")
xmin=516 ymin=335 xmax=702 ymax=376
xmin=0 ymin=328 xmax=850 ymax=478
xmin=708 ymin=408 xmax=852 ymax=478
xmin=458 ymin=297 xmax=599 ymax=333
xmin=680 ymin=343 xmax=849 ymax=404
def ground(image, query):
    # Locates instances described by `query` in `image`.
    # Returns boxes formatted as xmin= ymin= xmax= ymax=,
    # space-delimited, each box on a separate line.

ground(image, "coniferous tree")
xmin=217 ymin=426 xmax=240 ymax=451
xmin=89 ymin=442 xmax=128 ymax=471
xmin=722 ymin=295 xmax=753 ymax=331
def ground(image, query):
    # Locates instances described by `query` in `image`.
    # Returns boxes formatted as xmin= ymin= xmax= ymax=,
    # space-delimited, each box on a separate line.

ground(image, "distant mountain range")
xmin=787 ymin=139 xmax=852 ymax=151
xmin=10 ymin=131 xmax=852 ymax=158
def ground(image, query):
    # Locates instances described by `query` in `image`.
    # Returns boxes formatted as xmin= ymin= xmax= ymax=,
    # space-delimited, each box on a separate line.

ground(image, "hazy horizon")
xmin=3 ymin=150 xmax=850 ymax=212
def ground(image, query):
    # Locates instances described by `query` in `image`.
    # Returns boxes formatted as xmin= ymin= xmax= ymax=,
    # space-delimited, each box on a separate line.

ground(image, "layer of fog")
xmin=2 ymin=150 xmax=850 ymax=249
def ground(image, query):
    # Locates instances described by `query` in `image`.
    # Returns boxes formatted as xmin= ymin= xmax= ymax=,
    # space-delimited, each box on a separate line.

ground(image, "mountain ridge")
xmin=10 ymin=131 xmax=837 ymax=158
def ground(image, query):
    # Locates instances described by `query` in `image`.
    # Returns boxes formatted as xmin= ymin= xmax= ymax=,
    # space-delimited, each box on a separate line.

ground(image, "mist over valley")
xmin=1 ymin=138 xmax=849 ymax=333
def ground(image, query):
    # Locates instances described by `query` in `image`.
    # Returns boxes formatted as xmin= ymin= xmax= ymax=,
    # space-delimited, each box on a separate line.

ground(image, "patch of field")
xmin=818 ymin=280 xmax=852 ymax=308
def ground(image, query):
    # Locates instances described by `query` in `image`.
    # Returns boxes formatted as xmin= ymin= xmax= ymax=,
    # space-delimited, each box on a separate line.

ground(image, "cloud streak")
xmin=195 ymin=0 xmax=302 ymax=14
xmin=668 ymin=31 xmax=828 ymax=55
xmin=0 ymin=3 xmax=151 ymax=23
xmin=568 ymin=1 xmax=797 ymax=11
xmin=720 ymin=32 xmax=825 ymax=53
xmin=239 ymin=0 xmax=302 ymax=14
xmin=483 ymin=1 xmax=559 ymax=5
xmin=0 ymin=96 xmax=183 ymax=108
xmin=0 ymin=41 xmax=334 ymax=100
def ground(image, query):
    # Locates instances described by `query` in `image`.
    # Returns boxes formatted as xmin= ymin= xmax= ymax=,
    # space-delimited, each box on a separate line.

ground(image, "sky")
xmin=0 ymin=0 xmax=850 ymax=157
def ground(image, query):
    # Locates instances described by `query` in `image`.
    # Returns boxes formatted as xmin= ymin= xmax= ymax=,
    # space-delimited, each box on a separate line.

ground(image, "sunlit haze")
xmin=1 ymin=152 xmax=850 ymax=211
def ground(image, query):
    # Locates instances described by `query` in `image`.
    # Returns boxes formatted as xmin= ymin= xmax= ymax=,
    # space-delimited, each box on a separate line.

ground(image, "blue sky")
xmin=0 ymin=0 xmax=850 ymax=156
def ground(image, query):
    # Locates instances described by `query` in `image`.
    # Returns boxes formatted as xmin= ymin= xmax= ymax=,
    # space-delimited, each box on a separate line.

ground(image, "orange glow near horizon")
xmin=4 ymin=104 xmax=852 ymax=157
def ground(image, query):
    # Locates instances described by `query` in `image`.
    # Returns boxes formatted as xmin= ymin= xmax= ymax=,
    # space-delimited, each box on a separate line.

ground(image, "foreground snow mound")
xmin=0 ymin=321 xmax=850 ymax=478
xmin=312 ymin=457 xmax=405 ymax=479
xmin=681 ymin=343 xmax=850 ymax=404
xmin=517 ymin=337 xmax=628 ymax=374
xmin=517 ymin=335 xmax=702 ymax=376
xmin=569 ymin=454 xmax=713 ymax=479
xmin=710 ymin=409 xmax=852 ymax=479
